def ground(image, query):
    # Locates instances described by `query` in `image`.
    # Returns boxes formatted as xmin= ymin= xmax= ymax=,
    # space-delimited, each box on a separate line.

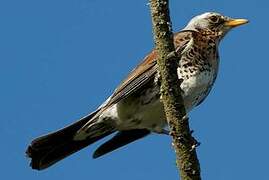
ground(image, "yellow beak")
xmin=225 ymin=18 xmax=249 ymax=28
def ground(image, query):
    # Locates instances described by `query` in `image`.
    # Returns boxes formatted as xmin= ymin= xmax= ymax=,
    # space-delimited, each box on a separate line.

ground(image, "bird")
xmin=26 ymin=12 xmax=248 ymax=170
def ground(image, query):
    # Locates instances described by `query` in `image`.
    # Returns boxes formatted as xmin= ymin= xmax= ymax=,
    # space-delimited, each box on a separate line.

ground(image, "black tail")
xmin=26 ymin=110 xmax=114 ymax=170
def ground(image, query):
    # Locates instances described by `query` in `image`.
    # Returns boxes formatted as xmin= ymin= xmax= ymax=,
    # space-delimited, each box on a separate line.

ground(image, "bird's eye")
xmin=209 ymin=16 xmax=219 ymax=23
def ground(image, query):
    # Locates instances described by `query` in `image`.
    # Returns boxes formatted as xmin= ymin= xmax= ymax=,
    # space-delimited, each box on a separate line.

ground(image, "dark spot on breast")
xmin=192 ymin=67 xmax=198 ymax=71
xmin=208 ymin=39 xmax=214 ymax=44
xmin=201 ymin=54 xmax=207 ymax=60
xmin=207 ymin=47 xmax=212 ymax=51
xmin=194 ymin=59 xmax=199 ymax=64
xmin=183 ymin=62 xmax=193 ymax=68
xmin=189 ymin=69 xmax=193 ymax=73
xmin=189 ymin=49 xmax=195 ymax=57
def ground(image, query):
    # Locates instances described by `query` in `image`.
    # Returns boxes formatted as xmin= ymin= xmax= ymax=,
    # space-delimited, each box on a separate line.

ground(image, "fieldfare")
xmin=26 ymin=12 xmax=248 ymax=170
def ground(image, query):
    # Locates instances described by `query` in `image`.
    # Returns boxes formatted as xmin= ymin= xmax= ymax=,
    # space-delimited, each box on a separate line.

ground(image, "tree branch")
xmin=149 ymin=0 xmax=201 ymax=179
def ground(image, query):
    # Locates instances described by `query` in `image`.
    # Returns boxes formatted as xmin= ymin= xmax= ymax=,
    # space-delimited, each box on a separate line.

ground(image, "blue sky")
xmin=1 ymin=0 xmax=268 ymax=179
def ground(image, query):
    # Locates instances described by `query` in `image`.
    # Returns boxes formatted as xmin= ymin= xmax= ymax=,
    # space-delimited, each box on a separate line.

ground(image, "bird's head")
xmin=183 ymin=12 xmax=248 ymax=41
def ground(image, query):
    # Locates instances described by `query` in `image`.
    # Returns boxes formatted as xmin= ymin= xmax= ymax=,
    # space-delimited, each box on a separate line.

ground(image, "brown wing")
xmin=105 ymin=50 xmax=158 ymax=107
xmin=102 ymin=30 xmax=194 ymax=109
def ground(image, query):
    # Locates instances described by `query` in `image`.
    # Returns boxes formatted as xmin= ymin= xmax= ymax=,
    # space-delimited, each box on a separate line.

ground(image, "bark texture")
xmin=149 ymin=1 xmax=201 ymax=179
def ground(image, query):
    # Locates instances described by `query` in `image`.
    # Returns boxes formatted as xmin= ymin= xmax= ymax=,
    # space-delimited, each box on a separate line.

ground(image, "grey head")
xmin=183 ymin=12 xmax=248 ymax=41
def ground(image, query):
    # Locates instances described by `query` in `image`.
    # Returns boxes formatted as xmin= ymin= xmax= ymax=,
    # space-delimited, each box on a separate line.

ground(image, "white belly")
xmin=100 ymin=69 xmax=215 ymax=133
xmin=179 ymin=69 xmax=215 ymax=111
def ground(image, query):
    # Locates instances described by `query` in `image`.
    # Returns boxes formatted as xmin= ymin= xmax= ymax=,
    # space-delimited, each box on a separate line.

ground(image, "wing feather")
xmin=106 ymin=50 xmax=158 ymax=107
xmin=103 ymin=30 xmax=194 ymax=109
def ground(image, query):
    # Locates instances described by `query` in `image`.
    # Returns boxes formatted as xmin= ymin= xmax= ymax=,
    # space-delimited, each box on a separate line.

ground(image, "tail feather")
xmin=93 ymin=129 xmax=150 ymax=159
xmin=26 ymin=110 xmax=115 ymax=170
